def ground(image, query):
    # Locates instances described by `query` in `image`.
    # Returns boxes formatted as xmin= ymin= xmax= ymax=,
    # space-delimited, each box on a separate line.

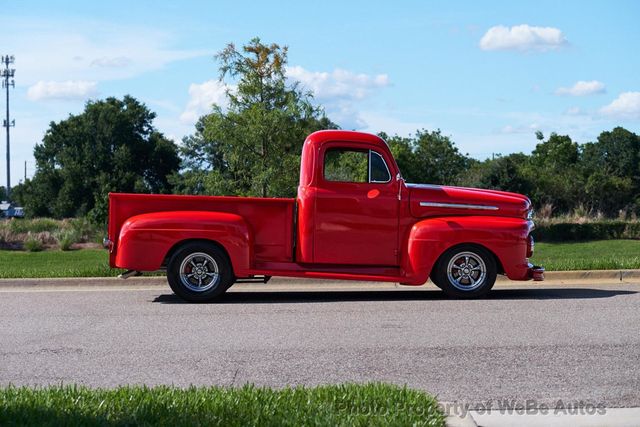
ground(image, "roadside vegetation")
xmin=0 ymin=383 xmax=445 ymax=427
xmin=3 ymin=37 xmax=639 ymax=223
xmin=531 ymin=240 xmax=640 ymax=271
xmin=0 ymin=218 xmax=102 ymax=251
xmin=0 ymin=249 xmax=117 ymax=278
xmin=0 ymin=37 xmax=638 ymax=276
xmin=0 ymin=240 xmax=638 ymax=278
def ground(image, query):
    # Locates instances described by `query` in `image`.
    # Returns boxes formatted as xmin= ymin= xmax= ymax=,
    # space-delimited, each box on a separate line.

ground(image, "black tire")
xmin=431 ymin=244 xmax=497 ymax=299
xmin=167 ymin=242 xmax=234 ymax=302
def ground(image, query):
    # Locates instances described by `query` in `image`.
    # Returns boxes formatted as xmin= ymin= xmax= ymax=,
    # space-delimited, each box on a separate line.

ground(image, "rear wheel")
xmin=167 ymin=242 xmax=234 ymax=302
xmin=432 ymin=245 xmax=497 ymax=298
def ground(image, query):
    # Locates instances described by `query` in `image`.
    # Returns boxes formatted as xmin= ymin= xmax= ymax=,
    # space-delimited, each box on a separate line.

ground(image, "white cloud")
xmin=5 ymin=17 xmax=208 ymax=85
xmin=179 ymin=80 xmax=230 ymax=124
xmin=27 ymin=80 xmax=98 ymax=101
xmin=285 ymin=66 xmax=390 ymax=129
xmin=499 ymin=123 xmax=540 ymax=134
xmin=286 ymin=66 xmax=389 ymax=101
xmin=479 ymin=24 xmax=567 ymax=52
xmin=600 ymin=92 xmax=640 ymax=119
xmin=555 ymin=80 xmax=605 ymax=96
xmin=359 ymin=111 xmax=432 ymax=137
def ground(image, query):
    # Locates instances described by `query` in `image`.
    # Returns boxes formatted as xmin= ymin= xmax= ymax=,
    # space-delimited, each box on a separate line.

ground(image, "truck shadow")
xmin=152 ymin=287 xmax=637 ymax=304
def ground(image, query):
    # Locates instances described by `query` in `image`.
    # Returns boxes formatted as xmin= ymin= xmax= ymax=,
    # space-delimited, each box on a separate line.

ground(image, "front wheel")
xmin=167 ymin=242 xmax=234 ymax=302
xmin=431 ymin=245 xmax=497 ymax=298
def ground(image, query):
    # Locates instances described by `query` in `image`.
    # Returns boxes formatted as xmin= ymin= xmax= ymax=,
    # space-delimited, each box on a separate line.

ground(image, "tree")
xmin=525 ymin=132 xmax=583 ymax=212
xmin=176 ymin=38 xmax=336 ymax=198
xmin=384 ymin=129 xmax=471 ymax=185
xmin=460 ymin=153 xmax=533 ymax=196
xmin=581 ymin=127 xmax=640 ymax=215
xmin=24 ymin=95 xmax=180 ymax=221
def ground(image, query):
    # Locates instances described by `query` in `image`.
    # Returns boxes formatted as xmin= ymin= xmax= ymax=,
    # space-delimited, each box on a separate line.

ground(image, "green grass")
xmin=531 ymin=240 xmax=640 ymax=271
xmin=0 ymin=249 xmax=121 ymax=278
xmin=0 ymin=240 xmax=638 ymax=279
xmin=0 ymin=383 xmax=445 ymax=427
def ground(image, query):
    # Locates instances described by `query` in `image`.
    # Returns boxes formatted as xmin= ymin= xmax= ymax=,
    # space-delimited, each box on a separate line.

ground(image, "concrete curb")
xmin=445 ymin=412 xmax=477 ymax=427
xmin=0 ymin=269 xmax=639 ymax=288
xmin=496 ymin=269 xmax=640 ymax=282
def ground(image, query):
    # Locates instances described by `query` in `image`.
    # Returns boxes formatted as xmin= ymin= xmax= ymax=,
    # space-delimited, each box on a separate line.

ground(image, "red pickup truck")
xmin=107 ymin=130 xmax=543 ymax=302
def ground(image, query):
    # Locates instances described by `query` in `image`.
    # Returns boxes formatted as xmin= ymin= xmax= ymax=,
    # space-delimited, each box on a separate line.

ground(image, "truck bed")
xmin=108 ymin=193 xmax=295 ymax=267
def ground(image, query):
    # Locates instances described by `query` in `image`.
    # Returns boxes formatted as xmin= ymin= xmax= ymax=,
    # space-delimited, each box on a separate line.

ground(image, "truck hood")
xmin=406 ymin=183 xmax=531 ymax=219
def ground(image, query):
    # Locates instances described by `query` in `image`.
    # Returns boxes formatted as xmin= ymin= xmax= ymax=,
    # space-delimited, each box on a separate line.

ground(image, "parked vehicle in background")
xmin=0 ymin=202 xmax=25 ymax=219
xmin=106 ymin=130 xmax=544 ymax=302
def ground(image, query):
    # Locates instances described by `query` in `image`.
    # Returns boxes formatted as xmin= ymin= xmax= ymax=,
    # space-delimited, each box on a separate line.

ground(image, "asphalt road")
xmin=1 ymin=279 xmax=639 ymax=409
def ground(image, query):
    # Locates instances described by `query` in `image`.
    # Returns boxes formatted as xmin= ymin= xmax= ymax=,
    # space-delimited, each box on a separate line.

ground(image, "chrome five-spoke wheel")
xmin=446 ymin=251 xmax=487 ymax=291
xmin=179 ymin=252 xmax=220 ymax=292
xmin=432 ymin=245 xmax=497 ymax=298
xmin=167 ymin=242 xmax=234 ymax=302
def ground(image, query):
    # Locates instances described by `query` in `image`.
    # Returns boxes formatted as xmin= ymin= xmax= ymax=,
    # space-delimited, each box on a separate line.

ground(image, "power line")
xmin=2 ymin=55 xmax=15 ymax=201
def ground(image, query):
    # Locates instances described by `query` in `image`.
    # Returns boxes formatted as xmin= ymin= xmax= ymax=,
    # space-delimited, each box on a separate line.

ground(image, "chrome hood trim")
xmin=419 ymin=201 xmax=499 ymax=211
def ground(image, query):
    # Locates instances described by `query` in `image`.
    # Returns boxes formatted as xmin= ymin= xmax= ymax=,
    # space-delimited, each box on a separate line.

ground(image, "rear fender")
xmin=402 ymin=216 xmax=533 ymax=284
xmin=115 ymin=211 xmax=252 ymax=275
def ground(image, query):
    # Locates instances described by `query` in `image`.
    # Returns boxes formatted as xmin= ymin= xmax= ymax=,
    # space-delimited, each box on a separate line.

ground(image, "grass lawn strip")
xmin=0 ymin=383 xmax=445 ymax=427
xmin=531 ymin=240 xmax=640 ymax=271
xmin=0 ymin=240 xmax=638 ymax=279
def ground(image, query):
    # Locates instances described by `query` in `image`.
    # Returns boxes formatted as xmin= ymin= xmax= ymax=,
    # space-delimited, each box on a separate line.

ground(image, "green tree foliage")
xmin=384 ymin=129 xmax=471 ymax=185
xmin=527 ymin=132 xmax=584 ymax=212
xmin=580 ymin=127 xmax=640 ymax=215
xmin=457 ymin=128 xmax=640 ymax=216
xmin=175 ymin=38 xmax=336 ymax=198
xmin=20 ymin=96 xmax=180 ymax=222
xmin=460 ymin=153 xmax=533 ymax=196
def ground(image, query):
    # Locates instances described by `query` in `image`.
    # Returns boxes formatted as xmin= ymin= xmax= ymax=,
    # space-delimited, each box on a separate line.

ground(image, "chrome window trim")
xmin=419 ymin=201 xmax=499 ymax=211
xmin=368 ymin=150 xmax=391 ymax=184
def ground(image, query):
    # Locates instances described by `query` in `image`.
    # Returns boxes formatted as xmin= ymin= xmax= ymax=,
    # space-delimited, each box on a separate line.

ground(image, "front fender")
xmin=402 ymin=216 xmax=533 ymax=285
xmin=115 ymin=211 xmax=252 ymax=275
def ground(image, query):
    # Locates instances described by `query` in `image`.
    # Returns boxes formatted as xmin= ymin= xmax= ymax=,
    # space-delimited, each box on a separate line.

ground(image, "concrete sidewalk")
xmin=446 ymin=406 xmax=640 ymax=427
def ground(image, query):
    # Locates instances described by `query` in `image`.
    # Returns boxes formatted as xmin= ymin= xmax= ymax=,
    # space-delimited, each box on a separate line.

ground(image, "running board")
xmin=246 ymin=269 xmax=405 ymax=283
xmin=235 ymin=275 xmax=272 ymax=284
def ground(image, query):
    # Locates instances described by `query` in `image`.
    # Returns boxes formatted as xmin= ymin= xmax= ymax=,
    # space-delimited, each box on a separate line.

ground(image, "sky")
xmin=2 ymin=0 xmax=640 ymax=186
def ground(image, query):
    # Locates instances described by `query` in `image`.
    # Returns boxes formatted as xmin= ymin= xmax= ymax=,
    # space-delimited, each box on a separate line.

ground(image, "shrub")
xmin=23 ymin=233 xmax=44 ymax=252
xmin=67 ymin=217 xmax=99 ymax=242
xmin=8 ymin=218 xmax=60 ymax=234
xmin=55 ymin=230 xmax=80 ymax=251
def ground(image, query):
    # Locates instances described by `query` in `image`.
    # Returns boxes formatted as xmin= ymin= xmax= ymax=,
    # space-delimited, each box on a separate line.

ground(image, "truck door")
xmin=313 ymin=146 xmax=399 ymax=266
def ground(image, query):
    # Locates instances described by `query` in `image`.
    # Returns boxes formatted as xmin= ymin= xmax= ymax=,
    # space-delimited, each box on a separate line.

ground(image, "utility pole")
xmin=2 ymin=55 xmax=15 ymax=201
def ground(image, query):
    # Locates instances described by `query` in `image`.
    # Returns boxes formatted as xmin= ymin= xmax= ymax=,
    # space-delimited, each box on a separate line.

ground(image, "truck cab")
xmin=107 ymin=130 xmax=543 ymax=302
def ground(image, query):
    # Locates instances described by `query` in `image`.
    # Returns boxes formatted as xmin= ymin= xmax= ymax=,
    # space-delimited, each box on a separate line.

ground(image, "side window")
xmin=324 ymin=149 xmax=368 ymax=182
xmin=324 ymin=148 xmax=391 ymax=183
xmin=370 ymin=151 xmax=391 ymax=183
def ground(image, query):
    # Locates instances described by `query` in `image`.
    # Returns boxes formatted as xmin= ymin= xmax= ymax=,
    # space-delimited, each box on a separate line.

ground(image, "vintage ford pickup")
xmin=106 ymin=130 xmax=544 ymax=302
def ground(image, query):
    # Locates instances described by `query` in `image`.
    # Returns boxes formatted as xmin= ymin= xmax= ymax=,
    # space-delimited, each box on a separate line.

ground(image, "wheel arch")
xmin=114 ymin=210 xmax=252 ymax=275
xmin=429 ymin=242 xmax=504 ymax=279
xmin=403 ymin=216 xmax=521 ymax=285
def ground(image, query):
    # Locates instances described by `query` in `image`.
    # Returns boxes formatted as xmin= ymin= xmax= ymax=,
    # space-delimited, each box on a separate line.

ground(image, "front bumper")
xmin=528 ymin=263 xmax=545 ymax=281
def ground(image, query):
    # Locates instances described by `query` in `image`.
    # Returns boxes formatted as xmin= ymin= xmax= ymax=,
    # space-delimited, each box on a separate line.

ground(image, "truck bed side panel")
xmin=109 ymin=193 xmax=295 ymax=268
